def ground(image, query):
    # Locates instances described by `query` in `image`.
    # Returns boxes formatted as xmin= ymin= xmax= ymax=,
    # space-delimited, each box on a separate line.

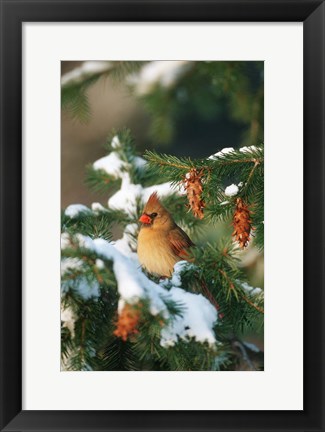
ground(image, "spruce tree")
xmin=61 ymin=130 xmax=264 ymax=371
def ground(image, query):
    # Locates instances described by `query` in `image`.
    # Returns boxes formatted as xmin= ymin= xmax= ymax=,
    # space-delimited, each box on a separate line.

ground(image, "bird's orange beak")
xmin=139 ymin=214 xmax=152 ymax=224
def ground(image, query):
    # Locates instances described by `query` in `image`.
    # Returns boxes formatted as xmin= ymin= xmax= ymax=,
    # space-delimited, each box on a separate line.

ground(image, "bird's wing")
xmin=168 ymin=226 xmax=195 ymax=260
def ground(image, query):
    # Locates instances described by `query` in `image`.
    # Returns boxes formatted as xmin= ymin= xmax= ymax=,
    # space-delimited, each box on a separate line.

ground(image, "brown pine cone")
xmin=232 ymin=198 xmax=253 ymax=248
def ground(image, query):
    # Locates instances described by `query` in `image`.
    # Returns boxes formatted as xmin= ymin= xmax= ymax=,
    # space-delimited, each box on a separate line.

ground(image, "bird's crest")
xmin=144 ymin=192 xmax=163 ymax=213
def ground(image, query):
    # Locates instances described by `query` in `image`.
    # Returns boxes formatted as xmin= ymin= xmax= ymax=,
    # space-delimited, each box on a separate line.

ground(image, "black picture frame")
xmin=0 ymin=1 xmax=324 ymax=431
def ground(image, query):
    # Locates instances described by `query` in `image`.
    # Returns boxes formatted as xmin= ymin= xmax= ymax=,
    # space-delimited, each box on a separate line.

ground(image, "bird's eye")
xmin=151 ymin=212 xmax=158 ymax=218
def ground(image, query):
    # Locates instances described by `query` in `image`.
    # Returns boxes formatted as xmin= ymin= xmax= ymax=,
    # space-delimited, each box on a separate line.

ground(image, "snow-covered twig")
xmin=62 ymin=232 xmax=218 ymax=348
xmin=61 ymin=61 xmax=112 ymax=87
xmin=128 ymin=61 xmax=192 ymax=95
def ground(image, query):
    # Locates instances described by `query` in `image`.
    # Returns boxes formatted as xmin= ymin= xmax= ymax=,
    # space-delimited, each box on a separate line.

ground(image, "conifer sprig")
xmin=61 ymin=62 xmax=146 ymax=122
xmin=61 ymin=130 xmax=264 ymax=371
xmin=145 ymin=146 xmax=264 ymax=249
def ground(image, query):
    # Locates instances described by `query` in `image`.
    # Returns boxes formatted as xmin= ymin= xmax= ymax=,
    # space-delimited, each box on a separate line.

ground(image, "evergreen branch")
xmin=62 ymin=62 xmax=147 ymax=123
xmin=109 ymin=61 xmax=147 ymax=82
xmin=61 ymin=128 xmax=264 ymax=371
xmin=240 ymin=159 xmax=262 ymax=197
xmin=144 ymin=150 xmax=194 ymax=171
xmin=218 ymin=269 xmax=264 ymax=314
xmin=145 ymin=149 xmax=264 ymax=188
xmin=239 ymin=292 xmax=264 ymax=315
xmin=200 ymin=278 xmax=220 ymax=312
xmin=214 ymin=157 xmax=263 ymax=165
xmin=218 ymin=269 xmax=239 ymax=301
xmin=246 ymin=159 xmax=261 ymax=184
xmin=85 ymin=165 xmax=120 ymax=194
xmin=239 ymin=293 xmax=264 ymax=314
xmin=61 ymin=62 xmax=112 ymax=88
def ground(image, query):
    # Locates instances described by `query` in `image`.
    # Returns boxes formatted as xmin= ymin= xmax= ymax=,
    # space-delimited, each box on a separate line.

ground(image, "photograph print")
xmin=61 ymin=61 xmax=264 ymax=371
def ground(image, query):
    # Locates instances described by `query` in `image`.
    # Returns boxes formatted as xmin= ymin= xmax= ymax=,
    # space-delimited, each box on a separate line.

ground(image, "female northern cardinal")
xmin=137 ymin=192 xmax=194 ymax=277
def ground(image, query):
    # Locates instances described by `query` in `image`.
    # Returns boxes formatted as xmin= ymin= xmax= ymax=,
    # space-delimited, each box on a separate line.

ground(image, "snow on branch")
xmin=224 ymin=184 xmax=239 ymax=197
xmin=92 ymin=135 xmax=183 ymax=216
xmin=61 ymin=61 xmax=113 ymax=87
xmin=128 ymin=61 xmax=192 ymax=95
xmin=62 ymin=232 xmax=218 ymax=348
xmin=208 ymin=147 xmax=235 ymax=159
xmin=65 ymin=204 xmax=91 ymax=218
xmin=208 ymin=145 xmax=262 ymax=160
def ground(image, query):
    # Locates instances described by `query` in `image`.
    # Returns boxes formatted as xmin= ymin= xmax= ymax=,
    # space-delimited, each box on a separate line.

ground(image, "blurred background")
xmin=61 ymin=60 xmax=264 ymax=288
xmin=61 ymin=61 xmax=263 ymax=203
